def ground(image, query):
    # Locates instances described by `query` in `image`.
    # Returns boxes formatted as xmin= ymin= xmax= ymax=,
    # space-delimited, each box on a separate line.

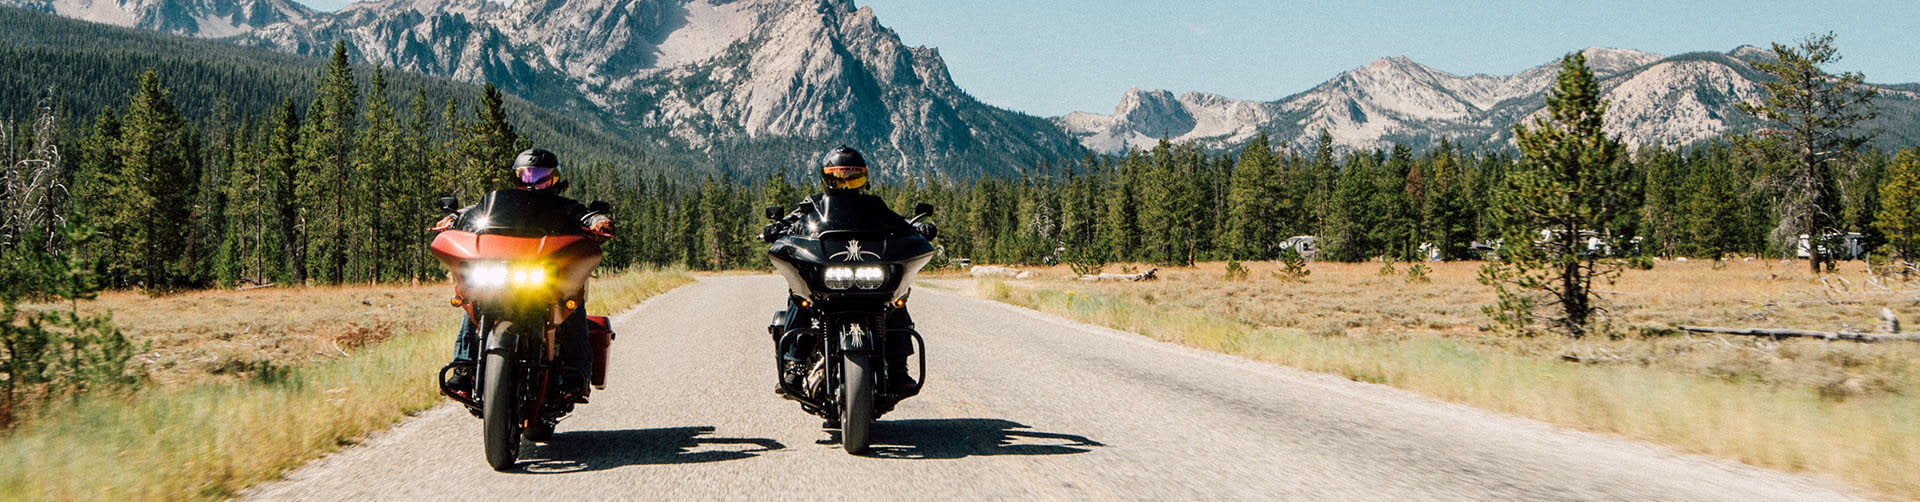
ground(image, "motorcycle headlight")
xmin=510 ymin=264 xmax=550 ymax=287
xmin=853 ymin=265 xmax=887 ymax=290
xmin=824 ymin=266 xmax=855 ymax=290
xmin=467 ymin=262 xmax=548 ymax=289
xmin=468 ymin=262 xmax=509 ymax=287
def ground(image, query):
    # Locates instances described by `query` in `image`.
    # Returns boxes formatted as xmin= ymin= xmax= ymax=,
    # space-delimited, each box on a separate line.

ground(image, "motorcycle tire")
xmin=482 ymin=351 xmax=520 ymax=471
xmin=841 ymin=353 xmax=875 ymax=455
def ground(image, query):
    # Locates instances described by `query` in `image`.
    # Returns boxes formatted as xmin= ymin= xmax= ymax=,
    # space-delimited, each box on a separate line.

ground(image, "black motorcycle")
xmin=761 ymin=199 xmax=935 ymax=454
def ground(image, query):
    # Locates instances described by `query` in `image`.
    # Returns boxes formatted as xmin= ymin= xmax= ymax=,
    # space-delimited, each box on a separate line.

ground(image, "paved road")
xmin=244 ymin=276 xmax=1861 ymax=501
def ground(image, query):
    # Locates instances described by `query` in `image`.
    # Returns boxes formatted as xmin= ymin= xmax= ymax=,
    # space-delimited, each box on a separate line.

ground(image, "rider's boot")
xmin=446 ymin=364 xmax=474 ymax=397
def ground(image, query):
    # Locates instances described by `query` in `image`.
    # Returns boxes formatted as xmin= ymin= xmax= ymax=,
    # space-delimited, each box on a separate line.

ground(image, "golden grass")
xmin=24 ymin=283 xmax=449 ymax=388
xmin=974 ymin=259 xmax=1920 ymax=498
xmin=0 ymin=267 xmax=692 ymax=502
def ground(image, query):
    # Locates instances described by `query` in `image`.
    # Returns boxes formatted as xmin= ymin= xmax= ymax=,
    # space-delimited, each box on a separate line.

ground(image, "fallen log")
xmin=970 ymin=266 xmax=1032 ymax=279
xmin=1079 ymin=267 xmax=1158 ymax=282
xmin=1677 ymin=325 xmax=1920 ymax=342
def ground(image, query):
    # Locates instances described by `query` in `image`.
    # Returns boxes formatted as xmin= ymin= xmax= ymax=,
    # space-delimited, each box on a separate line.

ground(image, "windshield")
xmin=456 ymin=189 xmax=579 ymax=238
xmin=796 ymin=193 xmax=915 ymax=239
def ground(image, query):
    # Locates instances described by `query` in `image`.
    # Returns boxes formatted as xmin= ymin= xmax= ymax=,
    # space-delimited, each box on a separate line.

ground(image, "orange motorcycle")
xmin=429 ymin=191 xmax=615 ymax=471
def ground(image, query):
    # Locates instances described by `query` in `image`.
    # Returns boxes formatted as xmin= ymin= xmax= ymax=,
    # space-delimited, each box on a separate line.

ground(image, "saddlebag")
xmin=587 ymin=315 xmax=614 ymax=388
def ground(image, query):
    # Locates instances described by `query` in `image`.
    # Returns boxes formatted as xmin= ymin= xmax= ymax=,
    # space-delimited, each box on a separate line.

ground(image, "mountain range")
xmin=1060 ymin=47 xmax=1920 ymax=154
xmin=7 ymin=0 xmax=1920 ymax=170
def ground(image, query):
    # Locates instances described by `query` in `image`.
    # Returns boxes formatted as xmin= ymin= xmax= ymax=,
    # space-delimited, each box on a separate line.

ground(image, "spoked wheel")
xmin=840 ymin=353 xmax=875 ymax=454
xmin=482 ymin=350 xmax=521 ymax=471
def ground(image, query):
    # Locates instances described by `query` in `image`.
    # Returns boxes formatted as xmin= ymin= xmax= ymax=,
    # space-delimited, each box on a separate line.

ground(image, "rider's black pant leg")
xmin=886 ymin=308 xmax=915 ymax=381
xmin=559 ymin=308 xmax=592 ymax=378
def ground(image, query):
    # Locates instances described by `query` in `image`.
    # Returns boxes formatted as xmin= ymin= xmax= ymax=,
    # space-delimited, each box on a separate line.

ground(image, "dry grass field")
xmin=966 ymin=259 xmax=1920 ymax=498
xmin=27 ymin=284 xmax=450 ymax=389
xmin=0 ymin=267 xmax=692 ymax=501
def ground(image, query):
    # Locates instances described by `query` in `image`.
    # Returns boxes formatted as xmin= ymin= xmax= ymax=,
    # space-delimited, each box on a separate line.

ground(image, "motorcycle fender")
xmin=483 ymin=323 xmax=518 ymax=356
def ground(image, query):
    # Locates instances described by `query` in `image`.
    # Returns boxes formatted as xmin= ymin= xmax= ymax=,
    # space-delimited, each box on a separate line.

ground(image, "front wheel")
xmin=482 ymin=350 xmax=521 ymax=471
xmin=841 ymin=353 xmax=874 ymax=454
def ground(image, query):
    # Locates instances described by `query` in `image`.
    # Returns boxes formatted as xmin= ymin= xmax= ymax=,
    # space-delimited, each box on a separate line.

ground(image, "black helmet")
xmin=820 ymin=145 xmax=868 ymax=191
xmin=511 ymin=148 xmax=561 ymax=190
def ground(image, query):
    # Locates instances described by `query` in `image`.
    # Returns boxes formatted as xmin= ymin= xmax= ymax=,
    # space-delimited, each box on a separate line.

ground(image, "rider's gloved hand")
xmin=586 ymin=219 xmax=615 ymax=242
xmin=430 ymin=214 xmax=455 ymax=232
xmin=912 ymin=222 xmax=938 ymax=241
xmin=759 ymin=222 xmax=787 ymax=243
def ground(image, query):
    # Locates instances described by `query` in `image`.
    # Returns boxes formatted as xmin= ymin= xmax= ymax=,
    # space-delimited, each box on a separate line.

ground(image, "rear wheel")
xmin=482 ymin=350 xmax=521 ymax=471
xmin=841 ymin=353 xmax=874 ymax=454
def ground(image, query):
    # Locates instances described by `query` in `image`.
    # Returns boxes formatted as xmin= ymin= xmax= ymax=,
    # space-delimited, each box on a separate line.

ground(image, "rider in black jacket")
xmin=439 ymin=148 xmax=613 ymax=399
xmin=762 ymin=146 xmax=936 ymax=395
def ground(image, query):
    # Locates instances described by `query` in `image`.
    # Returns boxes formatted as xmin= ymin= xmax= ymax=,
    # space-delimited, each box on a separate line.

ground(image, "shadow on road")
xmin=518 ymin=426 xmax=785 ymax=473
xmin=824 ymin=418 xmax=1104 ymax=459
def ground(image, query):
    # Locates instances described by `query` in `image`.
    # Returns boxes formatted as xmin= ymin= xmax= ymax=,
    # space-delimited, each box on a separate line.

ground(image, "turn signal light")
xmin=892 ymin=298 xmax=906 ymax=308
xmin=450 ymin=297 xmax=463 ymax=307
xmin=800 ymin=298 xmax=813 ymax=308
xmin=565 ymin=299 xmax=578 ymax=310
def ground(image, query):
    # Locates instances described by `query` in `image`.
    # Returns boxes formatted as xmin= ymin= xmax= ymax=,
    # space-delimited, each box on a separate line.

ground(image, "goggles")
xmin=515 ymin=166 xmax=558 ymax=189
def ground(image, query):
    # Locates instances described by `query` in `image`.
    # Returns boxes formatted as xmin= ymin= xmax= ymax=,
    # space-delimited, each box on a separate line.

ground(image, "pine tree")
xmin=459 ymin=83 xmax=519 ymax=199
xmin=1305 ymin=130 xmax=1337 ymax=237
xmin=112 ymin=69 xmax=195 ymax=290
xmin=296 ymin=42 xmax=359 ymax=284
xmin=1421 ymin=140 xmax=1475 ymax=259
xmin=219 ymin=114 xmax=284 ymax=286
xmin=193 ymin=103 xmax=235 ymax=285
xmin=1369 ymin=145 xmax=1417 ymax=260
xmin=1738 ymin=32 xmax=1878 ymax=272
xmin=1222 ymin=133 xmax=1278 ymax=259
xmin=1876 ymin=149 xmax=1920 ymax=267
xmin=348 ymin=66 xmax=398 ymax=283
xmin=402 ymin=87 xmax=440 ymax=280
xmin=1682 ymin=155 xmax=1744 ymax=260
xmin=1480 ymin=52 xmax=1633 ymax=338
xmin=265 ymin=99 xmax=304 ymax=284
xmin=1321 ymin=153 xmax=1375 ymax=262
xmin=1103 ymin=150 xmax=1143 ymax=261
xmin=70 ymin=110 xmax=120 ymax=278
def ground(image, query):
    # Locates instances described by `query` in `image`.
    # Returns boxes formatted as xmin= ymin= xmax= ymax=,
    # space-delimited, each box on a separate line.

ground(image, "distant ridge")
xmin=1057 ymin=47 xmax=1920 ymax=153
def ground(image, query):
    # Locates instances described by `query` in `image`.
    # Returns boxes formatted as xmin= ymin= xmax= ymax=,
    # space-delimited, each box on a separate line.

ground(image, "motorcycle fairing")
xmin=769 ymin=234 xmax=934 ymax=300
xmin=431 ymin=231 xmax=602 ymax=306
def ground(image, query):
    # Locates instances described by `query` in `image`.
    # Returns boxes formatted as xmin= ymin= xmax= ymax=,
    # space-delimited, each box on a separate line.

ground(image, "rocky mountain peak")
xmin=0 ymin=0 xmax=313 ymax=37
xmin=1575 ymin=47 xmax=1663 ymax=75
xmin=1059 ymin=46 xmax=1919 ymax=155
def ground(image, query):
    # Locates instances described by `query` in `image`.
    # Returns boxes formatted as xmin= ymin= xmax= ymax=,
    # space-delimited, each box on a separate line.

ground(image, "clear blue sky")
xmin=855 ymin=0 xmax=1920 ymax=117
xmin=299 ymin=0 xmax=1920 ymax=118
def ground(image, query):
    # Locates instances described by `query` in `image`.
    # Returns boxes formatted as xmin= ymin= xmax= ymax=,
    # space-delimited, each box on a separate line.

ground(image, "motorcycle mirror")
xmin=588 ymin=200 xmax=611 ymax=214
xmin=764 ymin=205 xmax=784 ymax=220
xmin=437 ymin=196 xmax=459 ymax=214
xmin=914 ymin=202 xmax=934 ymax=217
